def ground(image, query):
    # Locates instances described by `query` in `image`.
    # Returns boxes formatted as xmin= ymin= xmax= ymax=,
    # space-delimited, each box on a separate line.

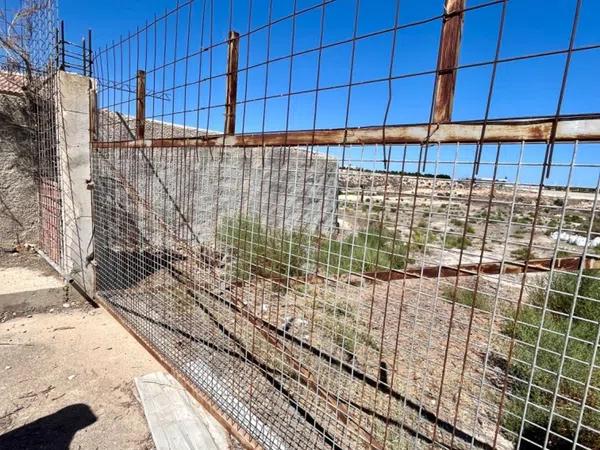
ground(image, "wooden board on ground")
xmin=135 ymin=372 xmax=230 ymax=450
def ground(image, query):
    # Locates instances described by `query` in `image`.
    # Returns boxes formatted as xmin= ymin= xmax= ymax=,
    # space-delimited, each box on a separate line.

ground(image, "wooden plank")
xmin=135 ymin=372 xmax=231 ymax=450
xmin=224 ymin=31 xmax=240 ymax=136
xmin=433 ymin=0 xmax=466 ymax=123
xmin=92 ymin=117 xmax=600 ymax=150
xmin=136 ymin=70 xmax=146 ymax=140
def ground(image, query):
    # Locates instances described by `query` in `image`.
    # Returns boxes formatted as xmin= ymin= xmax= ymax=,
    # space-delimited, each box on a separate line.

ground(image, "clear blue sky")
xmin=59 ymin=0 xmax=600 ymax=186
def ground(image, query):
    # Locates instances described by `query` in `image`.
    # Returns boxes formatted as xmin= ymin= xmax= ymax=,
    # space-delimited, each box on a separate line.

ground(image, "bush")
xmin=511 ymin=247 xmax=537 ymax=261
xmin=219 ymin=216 xmax=409 ymax=281
xmin=408 ymin=228 xmax=438 ymax=256
xmin=450 ymin=218 xmax=475 ymax=234
xmin=502 ymin=270 xmax=600 ymax=449
xmin=219 ymin=217 xmax=311 ymax=280
xmin=444 ymin=234 xmax=472 ymax=250
xmin=322 ymin=226 xmax=408 ymax=275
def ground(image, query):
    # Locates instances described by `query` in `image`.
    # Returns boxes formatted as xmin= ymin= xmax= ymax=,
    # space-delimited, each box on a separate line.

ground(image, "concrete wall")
xmin=93 ymin=146 xmax=338 ymax=251
xmin=0 ymin=94 xmax=39 ymax=249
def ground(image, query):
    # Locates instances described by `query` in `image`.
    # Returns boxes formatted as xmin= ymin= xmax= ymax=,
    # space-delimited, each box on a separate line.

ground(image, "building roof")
xmin=97 ymin=109 xmax=216 ymax=142
xmin=0 ymin=70 xmax=26 ymax=95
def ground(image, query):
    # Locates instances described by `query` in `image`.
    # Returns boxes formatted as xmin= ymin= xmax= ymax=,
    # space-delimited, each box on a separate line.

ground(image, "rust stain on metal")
xmin=224 ymin=31 xmax=240 ymax=136
xmin=136 ymin=70 xmax=146 ymax=140
xmin=364 ymin=255 xmax=600 ymax=280
xmin=433 ymin=0 xmax=466 ymax=123
xmin=248 ymin=256 xmax=600 ymax=287
xmin=92 ymin=118 xmax=600 ymax=150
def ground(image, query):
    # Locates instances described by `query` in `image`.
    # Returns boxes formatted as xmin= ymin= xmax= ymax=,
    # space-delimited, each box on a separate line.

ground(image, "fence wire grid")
xmin=90 ymin=1 xmax=600 ymax=449
xmin=1 ymin=0 xmax=61 ymax=264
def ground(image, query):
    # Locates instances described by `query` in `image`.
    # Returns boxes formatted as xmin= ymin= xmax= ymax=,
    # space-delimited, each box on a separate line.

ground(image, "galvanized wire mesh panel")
xmin=91 ymin=1 xmax=600 ymax=449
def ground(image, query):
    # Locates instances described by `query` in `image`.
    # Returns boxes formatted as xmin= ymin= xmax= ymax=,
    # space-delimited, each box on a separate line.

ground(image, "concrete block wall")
xmin=92 ymin=146 xmax=338 ymax=251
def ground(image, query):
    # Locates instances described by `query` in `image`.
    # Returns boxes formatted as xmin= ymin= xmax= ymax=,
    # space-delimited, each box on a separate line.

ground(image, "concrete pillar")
xmin=56 ymin=71 xmax=95 ymax=295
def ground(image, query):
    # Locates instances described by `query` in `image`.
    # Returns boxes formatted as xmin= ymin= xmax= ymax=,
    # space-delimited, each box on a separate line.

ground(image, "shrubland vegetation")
xmin=502 ymin=270 xmax=600 ymax=449
xmin=218 ymin=216 xmax=409 ymax=281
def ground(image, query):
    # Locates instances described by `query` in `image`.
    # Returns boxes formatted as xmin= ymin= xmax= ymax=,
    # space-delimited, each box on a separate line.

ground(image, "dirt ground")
xmin=0 ymin=304 xmax=162 ymax=449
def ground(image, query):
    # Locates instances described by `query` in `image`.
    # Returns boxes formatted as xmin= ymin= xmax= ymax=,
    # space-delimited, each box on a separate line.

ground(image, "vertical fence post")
xmin=136 ymin=70 xmax=146 ymax=140
xmin=88 ymin=29 xmax=93 ymax=77
xmin=89 ymin=85 xmax=97 ymax=142
xmin=55 ymin=27 xmax=60 ymax=69
xmin=224 ymin=30 xmax=239 ymax=135
xmin=82 ymin=37 xmax=87 ymax=76
xmin=433 ymin=0 xmax=465 ymax=123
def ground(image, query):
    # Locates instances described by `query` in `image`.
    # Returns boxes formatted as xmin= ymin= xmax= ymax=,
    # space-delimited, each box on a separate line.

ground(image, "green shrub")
xmin=444 ymin=234 xmax=472 ymax=250
xmin=450 ymin=218 xmax=464 ymax=227
xmin=219 ymin=217 xmax=311 ymax=280
xmin=511 ymin=247 xmax=537 ymax=261
xmin=320 ymin=226 xmax=408 ymax=276
xmin=502 ymin=270 xmax=600 ymax=449
xmin=408 ymin=228 xmax=438 ymax=256
xmin=219 ymin=216 xmax=409 ymax=281
xmin=564 ymin=213 xmax=584 ymax=224
xmin=442 ymin=286 xmax=493 ymax=312
xmin=515 ymin=215 xmax=533 ymax=224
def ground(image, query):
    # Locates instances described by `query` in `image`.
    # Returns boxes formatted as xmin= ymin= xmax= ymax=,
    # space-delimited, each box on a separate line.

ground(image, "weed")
xmin=511 ymin=247 xmax=537 ymax=261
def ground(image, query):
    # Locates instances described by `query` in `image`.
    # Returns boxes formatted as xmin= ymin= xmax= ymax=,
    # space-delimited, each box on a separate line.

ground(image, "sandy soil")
xmin=0 ymin=304 xmax=162 ymax=449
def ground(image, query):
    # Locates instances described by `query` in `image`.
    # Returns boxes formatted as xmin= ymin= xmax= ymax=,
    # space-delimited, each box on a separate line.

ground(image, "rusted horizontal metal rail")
xmin=364 ymin=255 xmax=600 ymax=281
xmin=254 ymin=255 xmax=600 ymax=288
xmin=92 ymin=117 xmax=600 ymax=149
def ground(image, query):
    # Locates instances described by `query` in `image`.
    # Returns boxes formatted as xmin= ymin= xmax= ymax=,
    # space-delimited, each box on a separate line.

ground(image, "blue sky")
xmin=58 ymin=0 xmax=600 ymax=185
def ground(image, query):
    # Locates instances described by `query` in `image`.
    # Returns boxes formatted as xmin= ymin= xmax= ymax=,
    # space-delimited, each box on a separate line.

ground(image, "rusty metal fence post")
xmin=224 ymin=30 xmax=239 ymax=136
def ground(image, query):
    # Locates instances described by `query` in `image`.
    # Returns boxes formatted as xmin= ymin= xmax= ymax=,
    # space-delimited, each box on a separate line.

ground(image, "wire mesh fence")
xmin=90 ymin=1 xmax=600 ymax=449
xmin=1 ymin=0 xmax=60 ymax=263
